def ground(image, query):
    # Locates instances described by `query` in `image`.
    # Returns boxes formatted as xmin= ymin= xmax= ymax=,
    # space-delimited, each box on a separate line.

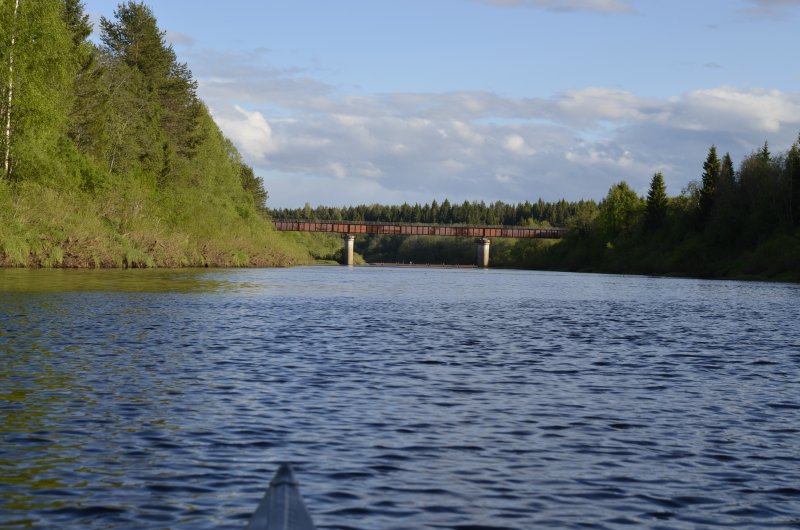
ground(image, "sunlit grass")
xmin=0 ymin=179 xmax=313 ymax=268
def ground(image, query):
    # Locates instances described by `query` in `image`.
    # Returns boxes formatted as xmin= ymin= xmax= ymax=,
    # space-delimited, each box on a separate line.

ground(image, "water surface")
xmin=1 ymin=267 xmax=799 ymax=528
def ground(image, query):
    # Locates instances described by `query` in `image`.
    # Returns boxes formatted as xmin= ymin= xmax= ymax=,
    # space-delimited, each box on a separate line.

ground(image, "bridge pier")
xmin=476 ymin=238 xmax=490 ymax=268
xmin=342 ymin=234 xmax=355 ymax=266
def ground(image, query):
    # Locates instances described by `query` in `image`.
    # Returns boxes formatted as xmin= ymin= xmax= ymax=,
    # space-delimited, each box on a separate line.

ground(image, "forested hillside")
xmin=0 ymin=0 xmax=310 ymax=267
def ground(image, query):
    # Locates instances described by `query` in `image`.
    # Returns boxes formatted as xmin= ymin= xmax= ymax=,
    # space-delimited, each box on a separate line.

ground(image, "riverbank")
xmin=0 ymin=180 xmax=315 ymax=268
xmin=501 ymin=230 xmax=800 ymax=283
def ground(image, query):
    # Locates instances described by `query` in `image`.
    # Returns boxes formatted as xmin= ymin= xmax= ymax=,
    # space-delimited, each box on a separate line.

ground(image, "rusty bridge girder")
xmin=271 ymin=219 xmax=565 ymax=239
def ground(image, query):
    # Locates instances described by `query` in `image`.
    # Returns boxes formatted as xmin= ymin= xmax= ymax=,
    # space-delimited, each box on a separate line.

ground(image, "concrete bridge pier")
xmin=476 ymin=238 xmax=490 ymax=268
xmin=342 ymin=234 xmax=355 ymax=266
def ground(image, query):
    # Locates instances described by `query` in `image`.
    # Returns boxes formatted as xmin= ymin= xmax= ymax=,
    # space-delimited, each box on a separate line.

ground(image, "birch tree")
xmin=2 ymin=0 xmax=20 ymax=178
xmin=0 ymin=0 xmax=73 ymax=182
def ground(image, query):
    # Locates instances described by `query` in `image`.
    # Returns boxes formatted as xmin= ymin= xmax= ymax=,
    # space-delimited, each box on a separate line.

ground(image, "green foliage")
xmin=511 ymin=140 xmax=800 ymax=280
xmin=226 ymin=140 xmax=268 ymax=216
xmin=63 ymin=0 xmax=92 ymax=47
xmin=97 ymin=2 xmax=202 ymax=178
xmin=564 ymin=201 xmax=599 ymax=237
xmin=1 ymin=0 xmax=75 ymax=182
xmin=599 ymin=181 xmax=643 ymax=239
xmin=100 ymin=2 xmax=172 ymax=84
xmin=0 ymin=1 xmax=312 ymax=268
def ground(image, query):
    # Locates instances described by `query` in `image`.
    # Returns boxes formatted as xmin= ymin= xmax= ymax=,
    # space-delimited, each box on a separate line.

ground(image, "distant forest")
xmin=274 ymin=139 xmax=800 ymax=280
xmin=270 ymin=198 xmax=591 ymax=227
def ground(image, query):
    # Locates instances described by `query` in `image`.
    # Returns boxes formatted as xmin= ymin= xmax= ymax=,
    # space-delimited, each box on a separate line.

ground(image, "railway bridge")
xmin=271 ymin=219 xmax=565 ymax=267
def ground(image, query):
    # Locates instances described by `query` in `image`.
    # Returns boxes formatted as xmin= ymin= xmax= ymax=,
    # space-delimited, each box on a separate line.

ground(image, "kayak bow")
xmin=245 ymin=463 xmax=317 ymax=530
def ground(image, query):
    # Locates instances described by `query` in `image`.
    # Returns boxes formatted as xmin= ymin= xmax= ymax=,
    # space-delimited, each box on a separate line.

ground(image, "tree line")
xmin=597 ymin=139 xmax=800 ymax=247
xmin=270 ymin=198 xmax=594 ymax=227
xmin=518 ymin=138 xmax=800 ymax=278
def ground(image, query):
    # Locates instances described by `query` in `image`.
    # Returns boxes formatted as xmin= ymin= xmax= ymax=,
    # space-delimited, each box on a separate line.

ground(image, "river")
xmin=1 ymin=267 xmax=799 ymax=529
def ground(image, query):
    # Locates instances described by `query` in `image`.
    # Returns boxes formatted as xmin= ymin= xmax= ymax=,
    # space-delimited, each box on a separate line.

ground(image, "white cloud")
xmin=452 ymin=120 xmax=485 ymax=145
xmin=328 ymin=162 xmax=347 ymax=179
xmin=503 ymin=134 xmax=536 ymax=156
xmin=661 ymin=87 xmax=800 ymax=133
xmin=196 ymin=52 xmax=800 ymax=207
xmin=212 ymin=105 xmax=276 ymax=160
xmin=556 ymin=88 xmax=656 ymax=123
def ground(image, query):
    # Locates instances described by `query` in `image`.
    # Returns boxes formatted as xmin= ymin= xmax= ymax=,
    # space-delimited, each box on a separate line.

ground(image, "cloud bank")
xmin=196 ymin=52 xmax=800 ymax=207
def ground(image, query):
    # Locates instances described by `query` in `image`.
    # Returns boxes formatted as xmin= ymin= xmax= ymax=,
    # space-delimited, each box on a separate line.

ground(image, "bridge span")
xmin=272 ymin=219 xmax=564 ymax=239
xmin=272 ymin=219 xmax=565 ymax=267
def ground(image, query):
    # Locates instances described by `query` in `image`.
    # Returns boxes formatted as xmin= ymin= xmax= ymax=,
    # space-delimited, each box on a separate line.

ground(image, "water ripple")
xmin=1 ymin=268 xmax=799 ymax=528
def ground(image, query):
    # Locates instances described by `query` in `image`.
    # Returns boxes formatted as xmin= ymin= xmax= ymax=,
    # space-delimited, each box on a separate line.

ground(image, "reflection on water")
xmin=0 ymin=268 xmax=245 ymax=293
xmin=1 ymin=267 xmax=799 ymax=529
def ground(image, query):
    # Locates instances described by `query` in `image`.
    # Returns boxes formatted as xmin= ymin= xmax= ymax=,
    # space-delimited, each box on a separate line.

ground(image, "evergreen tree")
xmin=719 ymin=152 xmax=735 ymax=191
xmin=412 ymin=203 xmax=421 ymax=222
xmin=737 ymin=145 xmax=782 ymax=242
xmin=100 ymin=1 xmax=201 ymax=172
xmin=645 ymin=172 xmax=668 ymax=230
xmin=568 ymin=201 xmax=599 ymax=237
xmin=703 ymin=152 xmax=741 ymax=245
xmin=439 ymin=198 xmax=451 ymax=223
xmin=158 ymin=56 xmax=201 ymax=159
xmin=699 ymin=144 xmax=720 ymax=223
xmin=759 ymin=140 xmax=770 ymax=162
xmin=100 ymin=2 xmax=172 ymax=85
xmin=73 ymin=50 xmax=163 ymax=178
xmin=63 ymin=0 xmax=92 ymax=49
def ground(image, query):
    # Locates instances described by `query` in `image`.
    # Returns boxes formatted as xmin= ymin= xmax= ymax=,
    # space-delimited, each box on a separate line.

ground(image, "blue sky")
xmin=82 ymin=0 xmax=800 ymax=208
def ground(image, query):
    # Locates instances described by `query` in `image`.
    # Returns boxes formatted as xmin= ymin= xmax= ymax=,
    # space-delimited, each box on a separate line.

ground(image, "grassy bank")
xmin=0 ymin=179 xmax=313 ymax=268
